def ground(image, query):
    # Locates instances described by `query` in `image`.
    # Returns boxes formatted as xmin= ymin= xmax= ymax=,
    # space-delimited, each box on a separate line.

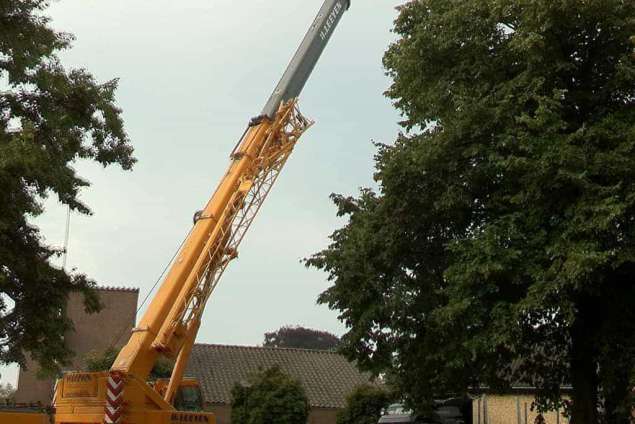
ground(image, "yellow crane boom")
xmin=113 ymin=100 xmax=312 ymax=401
xmin=11 ymin=1 xmax=352 ymax=424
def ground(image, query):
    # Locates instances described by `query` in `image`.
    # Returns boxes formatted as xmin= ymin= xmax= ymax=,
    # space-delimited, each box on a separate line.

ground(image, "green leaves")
xmin=336 ymin=385 xmax=392 ymax=424
xmin=0 ymin=0 xmax=135 ymax=374
xmin=263 ymin=326 xmax=340 ymax=351
xmin=0 ymin=382 xmax=15 ymax=402
xmin=309 ymin=0 xmax=635 ymax=420
xmin=85 ymin=348 xmax=173 ymax=379
xmin=230 ymin=366 xmax=309 ymax=424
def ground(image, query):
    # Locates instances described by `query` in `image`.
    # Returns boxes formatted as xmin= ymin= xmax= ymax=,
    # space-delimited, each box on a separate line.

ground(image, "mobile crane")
xmin=0 ymin=1 xmax=350 ymax=423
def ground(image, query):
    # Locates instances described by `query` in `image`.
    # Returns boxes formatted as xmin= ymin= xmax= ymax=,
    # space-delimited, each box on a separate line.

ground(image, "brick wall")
xmin=205 ymin=404 xmax=231 ymax=424
xmin=473 ymin=394 xmax=570 ymax=424
xmin=308 ymin=407 xmax=339 ymax=424
xmin=14 ymin=287 xmax=138 ymax=404
xmin=205 ymin=403 xmax=339 ymax=424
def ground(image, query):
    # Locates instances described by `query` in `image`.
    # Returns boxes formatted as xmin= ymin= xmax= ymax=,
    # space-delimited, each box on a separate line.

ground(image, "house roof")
xmin=186 ymin=344 xmax=373 ymax=409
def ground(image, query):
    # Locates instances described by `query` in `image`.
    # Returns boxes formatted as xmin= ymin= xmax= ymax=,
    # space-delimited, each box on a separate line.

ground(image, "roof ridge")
xmin=193 ymin=343 xmax=340 ymax=354
xmin=97 ymin=286 xmax=139 ymax=293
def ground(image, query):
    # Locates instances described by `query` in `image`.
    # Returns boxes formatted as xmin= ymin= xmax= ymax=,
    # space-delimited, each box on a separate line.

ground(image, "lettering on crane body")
xmin=319 ymin=1 xmax=344 ymax=41
xmin=170 ymin=413 xmax=210 ymax=423
xmin=65 ymin=373 xmax=93 ymax=383
xmin=63 ymin=373 xmax=98 ymax=398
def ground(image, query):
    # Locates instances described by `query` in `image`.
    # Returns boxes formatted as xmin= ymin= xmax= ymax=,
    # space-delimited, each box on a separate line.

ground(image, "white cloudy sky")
xmin=1 ymin=0 xmax=403 ymax=385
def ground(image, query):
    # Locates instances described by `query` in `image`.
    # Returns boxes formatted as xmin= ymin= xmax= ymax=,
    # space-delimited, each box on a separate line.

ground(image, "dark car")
xmin=379 ymin=404 xmax=414 ymax=423
xmin=379 ymin=403 xmax=465 ymax=424
xmin=417 ymin=405 xmax=465 ymax=424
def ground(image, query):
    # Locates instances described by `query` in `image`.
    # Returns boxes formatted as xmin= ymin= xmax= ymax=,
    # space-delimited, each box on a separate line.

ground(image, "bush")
xmin=231 ymin=366 xmax=309 ymax=424
xmin=337 ymin=384 xmax=392 ymax=424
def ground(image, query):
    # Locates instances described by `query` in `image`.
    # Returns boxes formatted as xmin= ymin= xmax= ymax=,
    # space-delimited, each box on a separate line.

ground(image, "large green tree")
xmin=263 ymin=325 xmax=340 ymax=351
xmin=0 ymin=0 xmax=134 ymax=375
xmin=307 ymin=1 xmax=635 ymax=423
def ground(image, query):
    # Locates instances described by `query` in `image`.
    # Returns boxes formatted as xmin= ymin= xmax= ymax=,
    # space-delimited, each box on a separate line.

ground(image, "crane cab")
xmin=152 ymin=378 xmax=204 ymax=411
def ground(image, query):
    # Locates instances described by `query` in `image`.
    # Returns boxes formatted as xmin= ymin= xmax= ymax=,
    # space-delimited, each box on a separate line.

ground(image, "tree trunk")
xmin=569 ymin=313 xmax=599 ymax=424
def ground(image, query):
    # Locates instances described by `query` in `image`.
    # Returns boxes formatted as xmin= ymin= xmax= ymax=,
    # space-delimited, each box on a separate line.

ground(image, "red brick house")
xmin=14 ymin=287 xmax=138 ymax=404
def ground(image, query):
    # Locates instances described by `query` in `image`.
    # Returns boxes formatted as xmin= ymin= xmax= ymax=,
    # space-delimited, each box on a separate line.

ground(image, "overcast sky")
xmin=1 ymin=0 xmax=403 ymax=386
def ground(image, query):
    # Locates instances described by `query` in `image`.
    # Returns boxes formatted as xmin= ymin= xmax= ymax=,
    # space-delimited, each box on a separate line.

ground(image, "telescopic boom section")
xmin=111 ymin=0 xmax=351 ymax=397
xmin=262 ymin=0 xmax=351 ymax=118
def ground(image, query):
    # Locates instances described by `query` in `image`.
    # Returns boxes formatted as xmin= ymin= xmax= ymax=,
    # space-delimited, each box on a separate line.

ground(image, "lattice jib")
xmin=177 ymin=100 xmax=313 ymax=331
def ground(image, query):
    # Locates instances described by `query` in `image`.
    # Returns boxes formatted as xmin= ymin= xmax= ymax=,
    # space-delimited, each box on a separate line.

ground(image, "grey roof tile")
xmin=186 ymin=344 xmax=373 ymax=409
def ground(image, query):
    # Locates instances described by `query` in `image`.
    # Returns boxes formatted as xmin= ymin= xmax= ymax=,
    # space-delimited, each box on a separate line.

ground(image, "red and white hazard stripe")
xmin=104 ymin=371 xmax=124 ymax=424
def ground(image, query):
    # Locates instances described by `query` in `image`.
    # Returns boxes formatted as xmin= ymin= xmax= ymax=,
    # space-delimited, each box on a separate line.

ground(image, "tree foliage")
xmin=307 ymin=1 xmax=635 ymax=423
xmin=263 ymin=325 xmax=340 ymax=351
xmin=84 ymin=348 xmax=173 ymax=380
xmin=0 ymin=383 xmax=15 ymax=402
xmin=231 ymin=366 xmax=309 ymax=424
xmin=0 ymin=0 xmax=134 ymax=374
xmin=336 ymin=385 xmax=392 ymax=424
